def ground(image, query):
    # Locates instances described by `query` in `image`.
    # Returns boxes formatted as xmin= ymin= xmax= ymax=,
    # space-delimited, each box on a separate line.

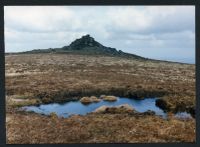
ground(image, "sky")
xmin=4 ymin=6 xmax=195 ymax=64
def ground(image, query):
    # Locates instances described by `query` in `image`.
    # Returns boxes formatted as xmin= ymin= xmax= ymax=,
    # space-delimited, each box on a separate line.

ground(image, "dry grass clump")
xmin=93 ymin=104 xmax=134 ymax=114
xmin=5 ymin=54 xmax=195 ymax=113
xmin=6 ymin=95 xmax=41 ymax=108
xmin=80 ymin=97 xmax=92 ymax=104
xmin=102 ymin=96 xmax=117 ymax=101
xmin=5 ymin=53 xmax=195 ymax=143
xmin=80 ymin=96 xmax=101 ymax=104
xmin=90 ymin=96 xmax=101 ymax=102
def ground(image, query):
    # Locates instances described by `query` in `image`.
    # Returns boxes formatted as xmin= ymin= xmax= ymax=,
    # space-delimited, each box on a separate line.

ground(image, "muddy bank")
xmin=29 ymin=88 xmax=195 ymax=118
xmin=156 ymin=98 xmax=195 ymax=118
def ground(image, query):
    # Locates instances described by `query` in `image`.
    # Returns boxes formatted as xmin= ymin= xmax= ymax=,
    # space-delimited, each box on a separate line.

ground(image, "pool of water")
xmin=21 ymin=97 xmax=167 ymax=118
xmin=174 ymin=112 xmax=193 ymax=119
xmin=21 ymin=97 xmax=192 ymax=119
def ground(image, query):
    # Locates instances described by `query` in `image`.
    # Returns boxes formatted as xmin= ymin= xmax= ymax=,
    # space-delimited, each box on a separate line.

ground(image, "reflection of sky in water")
xmin=21 ymin=97 xmax=190 ymax=119
xmin=175 ymin=112 xmax=192 ymax=119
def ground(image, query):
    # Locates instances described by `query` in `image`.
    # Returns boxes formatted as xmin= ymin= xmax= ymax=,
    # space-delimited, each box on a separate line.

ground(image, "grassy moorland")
xmin=5 ymin=53 xmax=195 ymax=143
xmin=6 ymin=111 xmax=195 ymax=143
xmin=6 ymin=54 xmax=195 ymax=111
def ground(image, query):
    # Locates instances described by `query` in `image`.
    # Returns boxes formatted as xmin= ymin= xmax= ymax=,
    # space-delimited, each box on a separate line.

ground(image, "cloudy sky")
xmin=4 ymin=6 xmax=195 ymax=63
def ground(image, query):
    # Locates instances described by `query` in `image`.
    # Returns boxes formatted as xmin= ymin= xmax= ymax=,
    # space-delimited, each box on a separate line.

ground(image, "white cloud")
xmin=5 ymin=6 xmax=81 ymax=33
xmin=107 ymin=7 xmax=152 ymax=32
xmin=4 ymin=6 xmax=195 ymax=63
xmin=106 ymin=6 xmax=194 ymax=34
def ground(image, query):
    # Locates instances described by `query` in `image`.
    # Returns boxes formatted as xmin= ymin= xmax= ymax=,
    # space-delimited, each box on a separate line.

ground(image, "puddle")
xmin=174 ymin=112 xmax=193 ymax=119
xmin=21 ymin=97 xmax=191 ymax=119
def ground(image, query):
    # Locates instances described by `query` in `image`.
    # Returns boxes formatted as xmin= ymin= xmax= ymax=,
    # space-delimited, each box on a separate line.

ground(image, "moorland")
xmin=6 ymin=35 xmax=195 ymax=143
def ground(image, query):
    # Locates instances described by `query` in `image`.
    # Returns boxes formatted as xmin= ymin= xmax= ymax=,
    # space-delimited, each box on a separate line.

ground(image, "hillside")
xmin=21 ymin=34 xmax=146 ymax=60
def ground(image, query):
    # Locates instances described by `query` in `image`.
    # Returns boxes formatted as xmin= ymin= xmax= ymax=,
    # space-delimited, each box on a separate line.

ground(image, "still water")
xmin=21 ymin=97 xmax=192 ymax=119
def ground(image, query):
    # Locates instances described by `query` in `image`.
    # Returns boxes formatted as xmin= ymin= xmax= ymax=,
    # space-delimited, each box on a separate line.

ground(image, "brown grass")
xmin=5 ymin=54 xmax=195 ymax=111
xmin=6 ymin=112 xmax=195 ymax=143
xmin=5 ymin=53 xmax=196 ymax=143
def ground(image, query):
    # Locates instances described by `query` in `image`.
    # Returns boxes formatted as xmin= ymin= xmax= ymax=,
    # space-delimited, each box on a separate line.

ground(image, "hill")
xmin=21 ymin=34 xmax=146 ymax=60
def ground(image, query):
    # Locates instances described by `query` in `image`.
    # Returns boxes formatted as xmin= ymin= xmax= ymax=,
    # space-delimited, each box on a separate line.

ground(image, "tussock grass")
xmin=6 ymin=112 xmax=195 ymax=143
xmin=5 ymin=53 xmax=195 ymax=143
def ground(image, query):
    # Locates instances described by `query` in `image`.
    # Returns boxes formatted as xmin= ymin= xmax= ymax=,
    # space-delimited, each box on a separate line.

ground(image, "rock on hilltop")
xmin=22 ymin=34 xmax=146 ymax=60
xmin=67 ymin=34 xmax=104 ymax=50
xmin=61 ymin=34 xmax=120 ymax=55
